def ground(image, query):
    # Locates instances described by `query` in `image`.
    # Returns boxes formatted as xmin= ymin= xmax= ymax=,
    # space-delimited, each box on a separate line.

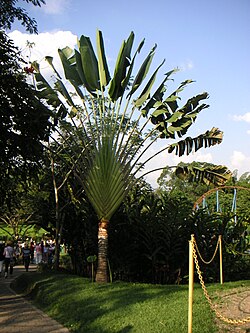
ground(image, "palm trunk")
xmin=95 ymin=219 xmax=109 ymax=283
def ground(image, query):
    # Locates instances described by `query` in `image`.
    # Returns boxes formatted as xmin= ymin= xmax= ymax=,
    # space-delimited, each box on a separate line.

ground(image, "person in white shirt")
xmin=35 ymin=242 xmax=43 ymax=264
xmin=3 ymin=241 xmax=15 ymax=278
xmin=0 ymin=242 xmax=5 ymax=276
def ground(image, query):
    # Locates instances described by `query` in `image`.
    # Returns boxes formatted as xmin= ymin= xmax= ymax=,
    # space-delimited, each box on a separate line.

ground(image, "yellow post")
xmin=219 ymin=235 xmax=223 ymax=284
xmin=188 ymin=234 xmax=194 ymax=333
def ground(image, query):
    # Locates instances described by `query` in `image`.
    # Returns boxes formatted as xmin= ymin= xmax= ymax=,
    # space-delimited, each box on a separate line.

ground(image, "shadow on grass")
xmin=12 ymin=271 xmax=188 ymax=333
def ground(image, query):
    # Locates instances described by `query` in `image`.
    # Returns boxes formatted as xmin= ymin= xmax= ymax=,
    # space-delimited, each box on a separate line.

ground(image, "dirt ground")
xmin=213 ymin=286 xmax=250 ymax=333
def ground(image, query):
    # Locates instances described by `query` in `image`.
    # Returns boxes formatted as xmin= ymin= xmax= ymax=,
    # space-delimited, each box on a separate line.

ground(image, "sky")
xmin=8 ymin=0 xmax=250 ymax=187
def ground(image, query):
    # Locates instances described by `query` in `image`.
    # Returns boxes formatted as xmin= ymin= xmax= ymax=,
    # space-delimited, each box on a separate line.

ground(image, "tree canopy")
xmin=0 ymin=0 xmax=45 ymax=34
xmin=0 ymin=31 xmax=52 ymax=166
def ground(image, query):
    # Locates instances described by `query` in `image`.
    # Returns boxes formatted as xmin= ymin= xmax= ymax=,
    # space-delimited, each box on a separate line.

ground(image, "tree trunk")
xmin=54 ymin=209 xmax=66 ymax=269
xmin=95 ymin=219 xmax=109 ymax=283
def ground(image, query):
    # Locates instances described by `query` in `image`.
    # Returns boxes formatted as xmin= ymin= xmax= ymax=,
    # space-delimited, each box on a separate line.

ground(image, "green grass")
xmin=11 ymin=272 xmax=250 ymax=333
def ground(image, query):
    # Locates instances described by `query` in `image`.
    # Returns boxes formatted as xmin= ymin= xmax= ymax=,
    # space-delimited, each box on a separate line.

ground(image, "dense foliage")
xmin=0 ymin=31 xmax=51 ymax=165
xmin=0 ymin=30 xmax=52 ymax=220
xmin=55 ymin=175 xmax=249 ymax=284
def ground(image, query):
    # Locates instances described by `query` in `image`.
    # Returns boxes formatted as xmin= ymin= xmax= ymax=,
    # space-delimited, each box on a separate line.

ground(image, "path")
xmin=215 ymin=286 xmax=250 ymax=333
xmin=0 ymin=264 xmax=70 ymax=333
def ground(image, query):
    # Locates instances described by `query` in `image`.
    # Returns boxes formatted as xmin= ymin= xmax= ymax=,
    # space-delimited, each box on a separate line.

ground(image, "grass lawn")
xmin=11 ymin=272 xmax=250 ymax=333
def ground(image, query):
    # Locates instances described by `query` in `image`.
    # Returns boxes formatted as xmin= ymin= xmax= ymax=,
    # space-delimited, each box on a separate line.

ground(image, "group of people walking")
xmin=0 ymin=241 xmax=31 ymax=278
xmin=0 ymin=239 xmax=55 ymax=278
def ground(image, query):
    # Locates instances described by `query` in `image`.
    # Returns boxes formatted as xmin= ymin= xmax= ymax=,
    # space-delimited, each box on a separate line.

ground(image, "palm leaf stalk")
xmin=33 ymin=30 xmax=227 ymax=282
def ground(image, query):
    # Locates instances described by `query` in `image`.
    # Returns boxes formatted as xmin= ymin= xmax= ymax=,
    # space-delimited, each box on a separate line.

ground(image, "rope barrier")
xmin=191 ymin=236 xmax=250 ymax=326
xmin=194 ymin=237 xmax=220 ymax=265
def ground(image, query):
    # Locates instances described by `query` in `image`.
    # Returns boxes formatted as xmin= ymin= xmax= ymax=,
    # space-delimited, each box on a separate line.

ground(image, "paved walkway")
xmin=0 ymin=264 xmax=70 ymax=333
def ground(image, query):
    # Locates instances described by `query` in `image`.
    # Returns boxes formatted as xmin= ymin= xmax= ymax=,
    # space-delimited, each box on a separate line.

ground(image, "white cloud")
xmin=230 ymin=151 xmax=250 ymax=175
xmin=41 ymin=0 xmax=71 ymax=15
xmin=247 ymin=130 xmax=250 ymax=135
xmin=230 ymin=151 xmax=246 ymax=167
xmin=232 ymin=112 xmax=250 ymax=123
xmin=179 ymin=59 xmax=194 ymax=71
xmin=8 ymin=30 xmax=77 ymax=59
xmin=8 ymin=30 xmax=77 ymax=77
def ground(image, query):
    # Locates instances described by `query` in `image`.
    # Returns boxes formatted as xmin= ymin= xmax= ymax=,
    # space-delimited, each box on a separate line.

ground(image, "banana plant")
xmin=32 ymin=30 xmax=224 ymax=282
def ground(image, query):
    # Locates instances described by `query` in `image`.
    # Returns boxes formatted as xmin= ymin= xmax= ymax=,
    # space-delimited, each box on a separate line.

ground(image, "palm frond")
xmin=167 ymin=127 xmax=223 ymax=156
xmin=175 ymin=163 xmax=232 ymax=186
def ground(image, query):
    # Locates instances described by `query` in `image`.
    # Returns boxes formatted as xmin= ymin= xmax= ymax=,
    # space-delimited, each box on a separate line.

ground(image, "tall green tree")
xmin=33 ymin=30 xmax=225 ymax=282
xmin=0 ymin=31 xmax=51 ymax=163
xmin=0 ymin=0 xmax=50 ymax=167
xmin=0 ymin=0 xmax=52 ymax=214
xmin=0 ymin=30 xmax=52 ymax=209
